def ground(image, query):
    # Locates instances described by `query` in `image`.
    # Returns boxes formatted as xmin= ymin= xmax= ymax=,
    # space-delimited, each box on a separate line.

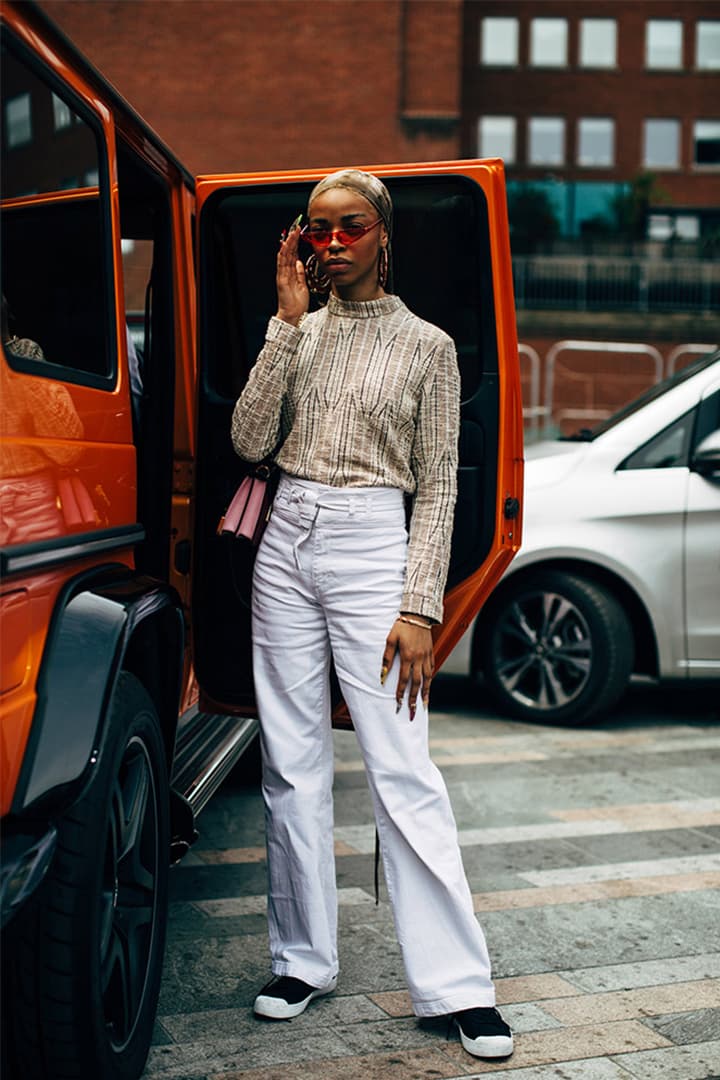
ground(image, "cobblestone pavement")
xmin=144 ymin=681 xmax=720 ymax=1080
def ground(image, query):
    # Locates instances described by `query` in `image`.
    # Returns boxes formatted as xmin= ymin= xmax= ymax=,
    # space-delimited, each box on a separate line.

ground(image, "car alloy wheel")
xmin=494 ymin=588 xmax=592 ymax=712
xmin=479 ymin=570 xmax=634 ymax=724
xmin=101 ymin=733 xmax=162 ymax=1053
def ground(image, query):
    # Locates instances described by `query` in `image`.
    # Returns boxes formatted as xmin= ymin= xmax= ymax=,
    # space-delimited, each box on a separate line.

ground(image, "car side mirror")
xmin=690 ymin=430 xmax=720 ymax=478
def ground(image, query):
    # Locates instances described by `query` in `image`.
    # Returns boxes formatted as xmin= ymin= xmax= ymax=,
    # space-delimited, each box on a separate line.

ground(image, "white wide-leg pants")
xmin=251 ymin=474 xmax=495 ymax=1016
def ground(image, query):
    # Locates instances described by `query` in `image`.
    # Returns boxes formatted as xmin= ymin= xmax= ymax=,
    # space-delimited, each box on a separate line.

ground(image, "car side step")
xmin=171 ymin=711 xmax=259 ymax=820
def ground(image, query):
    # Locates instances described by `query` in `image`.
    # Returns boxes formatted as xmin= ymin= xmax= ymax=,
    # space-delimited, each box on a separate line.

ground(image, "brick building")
xmin=40 ymin=0 xmax=719 ymax=240
xmin=33 ymin=0 xmax=720 ymax=427
xmin=39 ymin=0 xmax=465 ymax=174
xmin=462 ymin=0 xmax=720 ymax=245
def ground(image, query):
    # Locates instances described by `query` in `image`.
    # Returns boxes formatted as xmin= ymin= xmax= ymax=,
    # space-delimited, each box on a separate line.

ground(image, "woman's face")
xmin=306 ymin=188 xmax=388 ymax=301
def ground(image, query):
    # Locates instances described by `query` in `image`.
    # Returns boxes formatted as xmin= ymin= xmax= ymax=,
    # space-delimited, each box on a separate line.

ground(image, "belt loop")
xmin=293 ymin=502 xmax=321 ymax=570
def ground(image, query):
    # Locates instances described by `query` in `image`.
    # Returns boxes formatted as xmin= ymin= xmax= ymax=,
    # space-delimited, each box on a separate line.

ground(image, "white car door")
xmin=684 ymin=379 xmax=720 ymax=669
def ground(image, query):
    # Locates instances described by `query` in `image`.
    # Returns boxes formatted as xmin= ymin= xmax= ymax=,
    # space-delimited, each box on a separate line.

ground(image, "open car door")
xmin=192 ymin=161 xmax=523 ymax=716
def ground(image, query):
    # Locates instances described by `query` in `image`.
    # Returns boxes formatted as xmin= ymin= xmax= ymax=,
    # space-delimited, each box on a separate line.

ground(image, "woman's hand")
xmin=276 ymin=223 xmax=309 ymax=326
xmin=381 ymin=617 xmax=434 ymax=721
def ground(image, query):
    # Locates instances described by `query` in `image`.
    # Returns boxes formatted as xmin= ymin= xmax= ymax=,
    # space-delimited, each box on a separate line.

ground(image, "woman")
xmin=231 ymin=170 xmax=513 ymax=1060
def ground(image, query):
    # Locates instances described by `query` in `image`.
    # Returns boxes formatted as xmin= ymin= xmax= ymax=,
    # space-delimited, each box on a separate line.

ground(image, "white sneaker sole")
xmin=254 ymin=976 xmax=338 ymax=1019
xmin=456 ymin=1020 xmax=514 ymax=1059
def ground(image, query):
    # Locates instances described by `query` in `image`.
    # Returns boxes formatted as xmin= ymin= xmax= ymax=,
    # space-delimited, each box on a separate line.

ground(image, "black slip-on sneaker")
xmin=454 ymin=1006 xmax=514 ymax=1058
xmin=253 ymin=974 xmax=338 ymax=1019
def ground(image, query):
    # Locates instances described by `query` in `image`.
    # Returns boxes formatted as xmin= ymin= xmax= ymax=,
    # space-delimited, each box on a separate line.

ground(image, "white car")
xmin=444 ymin=349 xmax=720 ymax=724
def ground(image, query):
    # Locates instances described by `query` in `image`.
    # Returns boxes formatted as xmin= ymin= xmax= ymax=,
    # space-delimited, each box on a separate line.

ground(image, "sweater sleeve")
xmin=231 ymin=316 xmax=303 ymax=461
xmin=401 ymin=337 xmax=460 ymax=624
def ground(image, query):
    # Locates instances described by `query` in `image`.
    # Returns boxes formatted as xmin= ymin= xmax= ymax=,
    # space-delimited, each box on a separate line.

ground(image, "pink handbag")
xmin=218 ymin=465 xmax=277 ymax=547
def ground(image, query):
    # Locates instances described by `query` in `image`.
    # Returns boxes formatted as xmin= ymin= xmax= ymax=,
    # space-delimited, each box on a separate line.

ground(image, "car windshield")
xmin=560 ymin=349 xmax=720 ymax=441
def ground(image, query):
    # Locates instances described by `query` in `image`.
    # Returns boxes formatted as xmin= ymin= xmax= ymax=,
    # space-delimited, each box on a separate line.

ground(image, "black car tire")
xmin=7 ymin=671 xmax=170 ymax=1080
xmin=477 ymin=570 xmax=634 ymax=725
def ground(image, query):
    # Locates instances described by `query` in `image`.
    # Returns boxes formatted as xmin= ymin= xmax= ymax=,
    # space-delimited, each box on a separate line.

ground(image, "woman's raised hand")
xmin=276 ymin=223 xmax=309 ymax=327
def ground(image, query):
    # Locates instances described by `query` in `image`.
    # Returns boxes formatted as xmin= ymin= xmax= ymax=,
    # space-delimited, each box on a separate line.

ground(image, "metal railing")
xmin=513 ymin=257 xmax=720 ymax=313
xmin=520 ymin=339 xmax=718 ymax=440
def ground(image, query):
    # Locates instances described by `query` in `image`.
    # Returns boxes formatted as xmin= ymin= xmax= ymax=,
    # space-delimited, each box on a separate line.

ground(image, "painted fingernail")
xmin=380 ymin=666 xmax=388 ymax=686
xmin=409 ymin=705 xmax=416 ymax=722
xmin=396 ymin=700 xmax=402 ymax=714
xmin=291 ymin=213 xmax=303 ymax=230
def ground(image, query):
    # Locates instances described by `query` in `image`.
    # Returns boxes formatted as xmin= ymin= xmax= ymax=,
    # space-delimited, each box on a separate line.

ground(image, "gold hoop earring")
xmin=306 ymin=254 xmax=330 ymax=300
xmin=378 ymin=247 xmax=389 ymax=289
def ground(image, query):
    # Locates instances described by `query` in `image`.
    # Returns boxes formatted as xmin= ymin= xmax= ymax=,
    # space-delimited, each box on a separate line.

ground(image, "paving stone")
xmin=632 ymin=766 xmax=720 ymax=800
xmin=473 ymin=871 xmax=720 ymax=913
xmin=446 ymin=1060 xmax=636 ymax=1079
xmin=495 ymin=975 xmax=580 ymax=1005
xmin=558 ymin=953 xmax=720 ymax=995
xmin=147 ymin=1027 xmax=352 ymax=1076
xmin=206 ymin=1046 xmax=480 ymax=1080
xmin=519 ymin=853 xmax=720 ymax=887
xmin=559 ymin=827 xmax=720 ymax=863
xmin=475 ymin=893 xmax=720 ymax=977
xmin=551 ymin=797 xmax=720 ymax=822
xmin=500 ymin=1002 xmax=563 ymax=1033
xmin=156 ymin=933 xmax=270 ymax=1015
xmin=643 ymin=1007 xmax=720 ymax=1046
xmin=337 ymin=1015 xmax=449 ymax=1056
xmin=609 ymin=1039 xmax=720 ymax=1078
xmin=459 ymin=838 xmax=597 ymax=891
xmin=511 ymin=750 xmax=720 ymax=776
xmin=443 ymin=770 xmax=692 ymax=815
xmin=539 ymin=979 xmax=720 ymax=1025
xmin=168 ymin=861 xmax=269 ymax=902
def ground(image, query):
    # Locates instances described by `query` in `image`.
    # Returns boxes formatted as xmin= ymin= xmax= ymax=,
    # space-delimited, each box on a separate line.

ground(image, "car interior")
xmin=193 ymin=174 xmax=502 ymax=708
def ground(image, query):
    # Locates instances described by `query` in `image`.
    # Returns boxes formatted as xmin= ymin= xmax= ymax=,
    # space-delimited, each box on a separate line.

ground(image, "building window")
xmin=646 ymin=20 xmax=683 ymax=69
xmin=696 ymin=21 xmax=720 ymax=69
xmin=577 ymin=119 xmax=614 ymax=167
xmin=643 ymin=119 xmax=680 ymax=168
xmin=648 ymin=213 xmax=700 ymax=241
xmin=530 ymin=18 xmax=568 ymax=67
xmin=478 ymin=116 xmax=516 ymax=162
xmin=579 ymin=19 xmax=617 ymax=68
xmin=693 ymin=120 xmax=720 ymax=166
xmin=4 ymin=93 xmax=32 ymax=147
xmin=528 ymin=117 xmax=565 ymax=166
xmin=480 ymin=17 xmax=519 ymax=66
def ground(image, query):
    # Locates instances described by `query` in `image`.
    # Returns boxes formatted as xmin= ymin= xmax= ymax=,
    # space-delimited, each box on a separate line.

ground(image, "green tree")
xmin=507 ymin=185 xmax=560 ymax=254
xmin=610 ymin=171 xmax=669 ymax=244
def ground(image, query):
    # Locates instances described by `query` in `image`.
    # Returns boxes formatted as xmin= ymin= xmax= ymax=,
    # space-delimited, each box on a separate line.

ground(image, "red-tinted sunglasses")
xmin=300 ymin=219 xmax=382 ymax=249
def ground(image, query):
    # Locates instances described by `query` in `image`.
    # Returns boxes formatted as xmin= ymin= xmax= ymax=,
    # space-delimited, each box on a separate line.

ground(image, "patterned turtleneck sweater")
xmin=231 ymin=293 xmax=460 ymax=623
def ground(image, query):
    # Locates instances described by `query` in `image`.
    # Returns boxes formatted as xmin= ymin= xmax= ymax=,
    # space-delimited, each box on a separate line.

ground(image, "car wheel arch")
xmin=14 ymin=568 xmax=186 ymax=817
xmin=472 ymin=558 xmax=659 ymax=681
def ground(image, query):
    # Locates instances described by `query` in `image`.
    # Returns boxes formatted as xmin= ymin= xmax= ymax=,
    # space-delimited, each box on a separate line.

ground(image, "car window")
xmin=620 ymin=409 xmax=694 ymax=470
xmin=200 ymin=175 xmax=497 ymax=404
xmin=693 ymin=389 xmax=720 ymax=448
xmin=1 ymin=30 xmax=114 ymax=387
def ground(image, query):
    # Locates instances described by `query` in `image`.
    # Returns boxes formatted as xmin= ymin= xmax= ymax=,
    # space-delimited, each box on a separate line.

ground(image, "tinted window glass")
xmin=693 ymin=389 xmax=720 ymax=447
xmin=200 ymin=176 xmax=497 ymax=403
xmin=621 ymin=411 xmax=694 ymax=470
xmin=1 ymin=33 xmax=113 ymax=385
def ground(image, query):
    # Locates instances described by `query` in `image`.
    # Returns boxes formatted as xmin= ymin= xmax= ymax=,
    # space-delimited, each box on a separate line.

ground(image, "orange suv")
xmin=0 ymin=4 xmax=523 ymax=1078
